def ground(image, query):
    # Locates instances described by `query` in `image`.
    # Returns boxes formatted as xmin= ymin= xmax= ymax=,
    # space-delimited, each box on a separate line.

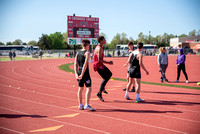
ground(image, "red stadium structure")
xmin=67 ymin=15 xmax=99 ymax=45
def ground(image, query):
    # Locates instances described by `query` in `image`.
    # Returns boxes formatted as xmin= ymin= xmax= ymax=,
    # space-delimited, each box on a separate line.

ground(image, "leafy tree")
xmin=121 ymin=32 xmax=129 ymax=44
xmin=49 ymin=32 xmax=64 ymax=49
xmin=197 ymin=29 xmax=200 ymax=35
xmin=22 ymin=42 xmax=27 ymax=45
xmin=129 ymin=37 xmax=134 ymax=42
xmin=110 ymin=33 xmax=121 ymax=49
xmin=28 ymin=40 xmax=37 ymax=46
xmin=162 ymin=33 xmax=168 ymax=44
xmin=179 ymin=34 xmax=187 ymax=37
xmin=38 ymin=34 xmax=52 ymax=50
xmin=137 ymin=32 xmax=145 ymax=43
xmin=6 ymin=41 xmax=12 ymax=46
xmin=62 ymin=31 xmax=68 ymax=43
xmin=12 ymin=39 xmax=23 ymax=45
xmin=189 ymin=29 xmax=196 ymax=36
xmin=0 ymin=42 xmax=4 ymax=45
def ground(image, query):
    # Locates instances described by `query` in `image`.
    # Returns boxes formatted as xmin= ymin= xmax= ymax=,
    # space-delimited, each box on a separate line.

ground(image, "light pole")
xmin=149 ymin=31 xmax=151 ymax=44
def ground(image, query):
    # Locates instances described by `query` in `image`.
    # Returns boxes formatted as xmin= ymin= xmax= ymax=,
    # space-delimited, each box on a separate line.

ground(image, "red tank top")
xmin=93 ymin=44 xmax=104 ymax=71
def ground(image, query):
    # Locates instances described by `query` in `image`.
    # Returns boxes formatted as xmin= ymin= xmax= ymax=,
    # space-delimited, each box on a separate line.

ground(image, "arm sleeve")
xmin=167 ymin=54 xmax=168 ymax=65
xmin=157 ymin=54 xmax=161 ymax=65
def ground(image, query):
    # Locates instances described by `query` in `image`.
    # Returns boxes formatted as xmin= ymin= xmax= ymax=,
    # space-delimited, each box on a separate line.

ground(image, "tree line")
xmin=0 ymin=29 xmax=199 ymax=49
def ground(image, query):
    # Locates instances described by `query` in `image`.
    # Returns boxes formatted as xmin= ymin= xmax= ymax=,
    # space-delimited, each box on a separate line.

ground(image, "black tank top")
xmin=129 ymin=51 xmax=140 ymax=69
xmin=77 ymin=50 xmax=89 ymax=75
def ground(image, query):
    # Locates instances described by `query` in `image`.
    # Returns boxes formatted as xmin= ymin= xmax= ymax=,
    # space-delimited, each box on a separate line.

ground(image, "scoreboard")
xmin=67 ymin=15 xmax=99 ymax=45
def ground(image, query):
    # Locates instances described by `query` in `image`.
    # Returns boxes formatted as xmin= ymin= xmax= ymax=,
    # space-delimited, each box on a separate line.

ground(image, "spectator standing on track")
xmin=123 ymin=41 xmax=135 ymax=92
xmin=58 ymin=52 xmax=61 ymax=58
xmin=74 ymin=39 xmax=95 ymax=111
xmin=9 ymin=50 xmax=13 ymax=61
xmin=157 ymin=47 xmax=169 ymax=83
xmin=93 ymin=36 xmax=113 ymax=102
xmin=39 ymin=50 xmax=43 ymax=59
xmin=13 ymin=51 xmax=16 ymax=61
xmin=117 ymin=50 xmax=120 ymax=57
xmin=123 ymin=42 xmax=149 ymax=103
xmin=175 ymin=48 xmax=189 ymax=83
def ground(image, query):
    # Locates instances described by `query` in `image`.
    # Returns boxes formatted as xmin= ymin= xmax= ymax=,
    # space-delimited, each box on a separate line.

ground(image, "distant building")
xmin=170 ymin=35 xmax=200 ymax=49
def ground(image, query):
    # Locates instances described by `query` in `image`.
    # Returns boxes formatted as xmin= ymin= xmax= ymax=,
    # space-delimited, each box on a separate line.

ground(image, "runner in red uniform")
xmin=93 ymin=36 xmax=113 ymax=102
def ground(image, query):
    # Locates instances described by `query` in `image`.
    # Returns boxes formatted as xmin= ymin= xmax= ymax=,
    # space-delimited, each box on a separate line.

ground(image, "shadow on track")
xmin=142 ymin=91 xmax=200 ymax=96
xmin=0 ymin=114 xmax=47 ymax=118
xmin=96 ymin=109 xmax=182 ymax=113
xmin=113 ymin=100 xmax=200 ymax=106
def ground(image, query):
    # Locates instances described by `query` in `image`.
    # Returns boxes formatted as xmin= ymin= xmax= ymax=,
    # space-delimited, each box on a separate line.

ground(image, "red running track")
xmin=0 ymin=58 xmax=200 ymax=134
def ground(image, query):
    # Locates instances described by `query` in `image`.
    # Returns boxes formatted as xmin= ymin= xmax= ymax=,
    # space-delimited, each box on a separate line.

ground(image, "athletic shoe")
xmin=84 ymin=105 xmax=96 ymax=111
xmin=160 ymin=79 xmax=163 ymax=83
xmin=129 ymin=87 xmax=135 ymax=92
xmin=79 ymin=105 xmax=84 ymax=110
xmin=186 ymin=80 xmax=189 ymax=83
xmin=103 ymin=90 xmax=108 ymax=94
xmin=123 ymin=88 xmax=126 ymax=91
xmin=135 ymin=98 xmax=145 ymax=103
xmin=165 ymin=79 xmax=169 ymax=83
xmin=97 ymin=93 xmax=104 ymax=102
xmin=125 ymin=95 xmax=131 ymax=100
xmin=174 ymin=80 xmax=179 ymax=83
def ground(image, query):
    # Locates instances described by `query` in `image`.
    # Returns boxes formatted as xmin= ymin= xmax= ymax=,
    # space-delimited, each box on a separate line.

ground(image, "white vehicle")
xmin=116 ymin=44 xmax=157 ymax=56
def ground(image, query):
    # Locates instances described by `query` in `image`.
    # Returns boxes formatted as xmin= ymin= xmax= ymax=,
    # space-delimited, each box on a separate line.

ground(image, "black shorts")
xmin=77 ymin=71 xmax=91 ymax=87
xmin=128 ymin=67 xmax=141 ymax=78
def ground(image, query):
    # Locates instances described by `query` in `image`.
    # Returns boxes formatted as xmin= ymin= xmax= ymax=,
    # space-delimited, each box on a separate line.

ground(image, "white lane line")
xmin=11 ymin=61 xmax=200 ymax=102
xmin=32 ymin=63 xmax=200 ymax=101
xmin=0 ymin=106 xmax=109 ymax=134
xmin=0 ymin=93 xmax=187 ymax=134
xmin=1 ymin=75 xmax=200 ymax=115
xmin=1 ymin=83 xmax=199 ymax=124
xmin=0 ymin=126 xmax=24 ymax=134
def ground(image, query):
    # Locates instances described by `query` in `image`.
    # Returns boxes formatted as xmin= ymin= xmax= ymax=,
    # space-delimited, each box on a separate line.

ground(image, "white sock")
xmin=125 ymin=91 xmax=129 ymax=96
xmin=85 ymin=104 xmax=89 ymax=107
xmin=136 ymin=93 xmax=140 ymax=100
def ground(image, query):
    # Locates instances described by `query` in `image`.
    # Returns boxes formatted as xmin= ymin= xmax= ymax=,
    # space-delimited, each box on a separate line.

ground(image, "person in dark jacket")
xmin=175 ymin=48 xmax=189 ymax=83
xmin=13 ymin=51 xmax=16 ymax=61
xmin=9 ymin=50 xmax=13 ymax=61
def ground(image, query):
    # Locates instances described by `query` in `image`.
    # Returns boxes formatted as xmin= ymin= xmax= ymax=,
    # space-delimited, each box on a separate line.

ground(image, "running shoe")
xmin=97 ymin=93 xmax=104 ymax=102
xmin=103 ymin=89 xmax=108 ymax=94
xmin=78 ymin=105 xmax=84 ymax=110
xmin=135 ymin=98 xmax=145 ymax=103
xmin=84 ymin=105 xmax=96 ymax=111
xmin=174 ymin=80 xmax=179 ymax=83
xmin=160 ymin=79 xmax=163 ymax=83
xmin=165 ymin=79 xmax=169 ymax=83
xmin=186 ymin=80 xmax=189 ymax=83
xmin=129 ymin=87 xmax=135 ymax=92
xmin=123 ymin=88 xmax=126 ymax=91
xmin=125 ymin=95 xmax=131 ymax=100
